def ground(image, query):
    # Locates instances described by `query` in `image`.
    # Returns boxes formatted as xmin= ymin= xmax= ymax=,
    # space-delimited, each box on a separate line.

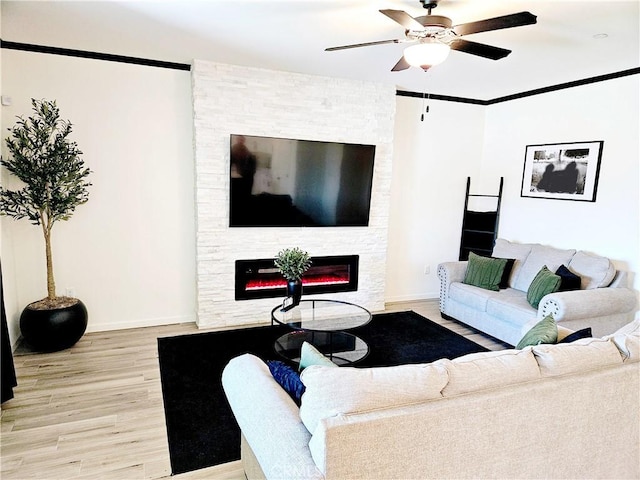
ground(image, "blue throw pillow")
xmin=558 ymin=327 xmax=592 ymax=344
xmin=493 ymin=257 xmax=516 ymax=289
xmin=266 ymin=360 xmax=305 ymax=404
xmin=555 ymin=264 xmax=581 ymax=291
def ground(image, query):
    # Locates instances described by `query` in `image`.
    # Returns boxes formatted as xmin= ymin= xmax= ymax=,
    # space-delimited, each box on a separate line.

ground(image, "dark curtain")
xmin=1 ymin=260 xmax=18 ymax=403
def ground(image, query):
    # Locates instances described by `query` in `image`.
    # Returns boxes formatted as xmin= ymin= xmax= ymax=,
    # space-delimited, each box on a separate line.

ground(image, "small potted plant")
xmin=274 ymin=247 xmax=312 ymax=306
xmin=0 ymin=98 xmax=92 ymax=351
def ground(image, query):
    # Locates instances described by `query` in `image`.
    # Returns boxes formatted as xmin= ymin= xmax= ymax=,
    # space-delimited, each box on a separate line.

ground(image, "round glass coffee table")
xmin=271 ymin=299 xmax=372 ymax=366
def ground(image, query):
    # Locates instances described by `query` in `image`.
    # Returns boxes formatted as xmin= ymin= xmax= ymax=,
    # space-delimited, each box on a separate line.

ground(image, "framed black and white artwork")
xmin=520 ymin=140 xmax=604 ymax=202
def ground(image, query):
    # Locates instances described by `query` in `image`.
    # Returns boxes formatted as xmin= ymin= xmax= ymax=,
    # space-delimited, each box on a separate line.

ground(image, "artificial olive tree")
xmin=0 ymin=99 xmax=91 ymax=308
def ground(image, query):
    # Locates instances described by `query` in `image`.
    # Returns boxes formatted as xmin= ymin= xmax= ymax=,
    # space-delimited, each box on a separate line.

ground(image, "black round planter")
xmin=20 ymin=300 xmax=88 ymax=352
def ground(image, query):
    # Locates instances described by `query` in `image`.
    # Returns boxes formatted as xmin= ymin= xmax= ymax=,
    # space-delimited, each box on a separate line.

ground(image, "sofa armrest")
xmin=609 ymin=270 xmax=629 ymax=288
xmin=222 ymin=354 xmax=323 ymax=480
xmin=437 ymin=261 xmax=468 ymax=313
xmin=538 ymin=287 xmax=638 ymax=323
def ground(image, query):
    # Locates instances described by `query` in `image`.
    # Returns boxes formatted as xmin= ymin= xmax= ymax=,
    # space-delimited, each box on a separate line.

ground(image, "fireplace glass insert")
xmin=235 ymin=255 xmax=359 ymax=301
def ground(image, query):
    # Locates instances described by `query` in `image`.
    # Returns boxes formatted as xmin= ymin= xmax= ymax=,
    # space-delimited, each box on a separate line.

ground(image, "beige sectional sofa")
xmin=438 ymin=238 xmax=637 ymax=346
xmin=222 ymin=320 xmax=640 ymax=480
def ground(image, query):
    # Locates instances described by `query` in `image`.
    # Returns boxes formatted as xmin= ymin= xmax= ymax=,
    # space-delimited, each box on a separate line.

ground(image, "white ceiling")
xmin=2 ymin=0 xmax=639 ymax=100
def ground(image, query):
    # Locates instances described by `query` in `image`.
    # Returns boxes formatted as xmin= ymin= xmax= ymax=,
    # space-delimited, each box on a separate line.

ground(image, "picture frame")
xmin=520 ymin=140 xmax=604 ymax=202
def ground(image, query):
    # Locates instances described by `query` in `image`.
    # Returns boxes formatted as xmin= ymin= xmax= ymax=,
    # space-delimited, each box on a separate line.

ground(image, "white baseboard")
xmin=84 ymin=314 xmax=197 ymax=333
xmin=11 ymin=314 xmax=197 ymax=351
xmin=384 ymin=292 xmax=439 ymax=304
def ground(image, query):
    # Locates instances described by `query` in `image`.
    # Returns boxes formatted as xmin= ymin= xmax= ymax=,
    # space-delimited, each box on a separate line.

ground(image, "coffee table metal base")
xmin=274 ymin=330 xmax=368 ymax=366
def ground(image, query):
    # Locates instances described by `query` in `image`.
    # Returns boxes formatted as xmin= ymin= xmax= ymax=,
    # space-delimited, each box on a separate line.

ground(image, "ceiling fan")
xmin=326 ymin=0 xmax=537 ymax=71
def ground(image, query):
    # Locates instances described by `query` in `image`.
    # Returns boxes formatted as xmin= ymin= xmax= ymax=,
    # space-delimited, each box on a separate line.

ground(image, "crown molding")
xmin=397 ymin=67 xmax=640 ymax=105
xmin=0 ymin=40 xmax=191 ymax=71
xmin=2 ymin=39 xmax=637 ymax=103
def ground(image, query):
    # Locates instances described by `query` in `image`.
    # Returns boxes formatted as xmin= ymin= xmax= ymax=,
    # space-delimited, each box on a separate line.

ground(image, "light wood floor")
xmin=1 ymin=300 xmax=507 ymax=480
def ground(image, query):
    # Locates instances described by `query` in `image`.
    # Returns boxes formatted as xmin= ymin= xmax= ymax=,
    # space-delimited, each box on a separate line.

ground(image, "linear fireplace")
xmin=235 ymin=255 xmax=359 ymax=301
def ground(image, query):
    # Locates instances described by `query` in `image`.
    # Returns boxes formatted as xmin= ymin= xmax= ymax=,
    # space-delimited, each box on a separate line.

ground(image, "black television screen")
xmin=230 ymin=134 xmax=376 ymax=227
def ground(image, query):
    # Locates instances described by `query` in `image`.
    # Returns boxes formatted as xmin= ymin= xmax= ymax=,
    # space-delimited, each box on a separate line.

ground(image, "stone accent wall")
xmin=192 ymin=60 xmax=396 ymax=328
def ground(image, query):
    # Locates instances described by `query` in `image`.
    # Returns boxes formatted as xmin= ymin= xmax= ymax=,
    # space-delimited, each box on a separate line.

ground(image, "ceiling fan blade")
xmin=391 ymin=56 xmax=411 ymax=72
xmin=449 ymin=39 xmax=511 ymax=60
xmin=453 ymin=11 xmax=537 ymax=36
xmin=379 ymin=9 xmax=425 ymax=31
xmin=325 ymin=39 xmax=400 ymax=51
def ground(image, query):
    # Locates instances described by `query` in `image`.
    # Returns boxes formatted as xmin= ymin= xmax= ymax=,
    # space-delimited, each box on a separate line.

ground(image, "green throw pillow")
xmin=527 ymin=265 xmax=562 ymax=308
xmin=299 ymin=341 xmax=338 ymax=371
xmin=516 ymin=315 xmax=558 ymax=349
xmin=463 ymin=252 xmax=509 ymax=291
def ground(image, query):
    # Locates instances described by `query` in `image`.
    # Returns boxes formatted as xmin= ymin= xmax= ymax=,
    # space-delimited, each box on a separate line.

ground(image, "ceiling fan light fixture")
xmin=403 ymin=40 xmax=450 ymax=69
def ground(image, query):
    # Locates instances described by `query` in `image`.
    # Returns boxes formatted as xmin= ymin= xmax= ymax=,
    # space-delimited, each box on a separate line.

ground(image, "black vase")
xmin=286 ymin=279 xmax=303 ymax=306
xmin=20 ymin=299 xmax=88 ymax=352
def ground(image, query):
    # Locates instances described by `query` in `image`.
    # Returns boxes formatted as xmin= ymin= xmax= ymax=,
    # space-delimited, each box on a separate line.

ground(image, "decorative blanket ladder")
xmin=459 ymin=177 xmax=504 ymax=260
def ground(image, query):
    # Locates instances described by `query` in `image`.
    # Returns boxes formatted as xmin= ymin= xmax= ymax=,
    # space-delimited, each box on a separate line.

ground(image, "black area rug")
xmin=157 ymin=310 xmax=488 ymax=475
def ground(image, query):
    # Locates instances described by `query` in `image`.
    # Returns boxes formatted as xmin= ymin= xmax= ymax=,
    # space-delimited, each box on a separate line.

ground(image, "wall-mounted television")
xmin=229 ymin=134 xmax=376 ymax=227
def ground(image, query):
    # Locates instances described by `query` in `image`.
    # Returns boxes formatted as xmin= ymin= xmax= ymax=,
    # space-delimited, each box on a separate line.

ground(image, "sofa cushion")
xmin=299 ymin=362 xmax=448 ymax=434
xmin=514 ymin=244 xmax=576 ymax=292
xmin=485 ymin=289 xmax=537 ymax=328
xmin=516 ymin=314 xmax=558 ymax=349
xmin=463 ymin=253 xmax=508 ymax=291
xmin=526 ymin=266 xmax=562 ymax=308
xmin=532 ymin=338 xmax=623 ymax=376
xmin=555 ymin=264 xmax=581 ymax=291
xmin=449 ymin=282 xmax=503 ymax=312
xmin=299 ymin=341 xmax=339 ymax=371
xmin=437 ymin=348 xmax=541 ymax=396
xmin=568 ymin=251 xmax=616 ymax=289
xmin=492 ymin=239 xmax=533 ymax=288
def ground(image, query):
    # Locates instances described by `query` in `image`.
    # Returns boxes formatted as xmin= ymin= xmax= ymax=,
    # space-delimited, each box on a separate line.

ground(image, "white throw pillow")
xmin=299 ymin=362 xmax=448 ymax=434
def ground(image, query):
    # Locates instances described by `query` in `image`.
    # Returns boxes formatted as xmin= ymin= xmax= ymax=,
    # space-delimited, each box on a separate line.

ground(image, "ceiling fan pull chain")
xmin=421 ymin=94 xmax=431 ymax=121
xmin=421 ymin=79 xmax=431 ymax=121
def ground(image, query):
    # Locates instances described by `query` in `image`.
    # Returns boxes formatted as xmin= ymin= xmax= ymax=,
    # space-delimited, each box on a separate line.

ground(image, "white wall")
xmin=386 ymin=97 xmax=486 ymax=301
xmin=481 ymin=76 xmax=639 ymax=289
xmin=384 ymin=75 xmax=640 ymax=302
xmin=1 ymin=50 xmax=196 ymax=344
